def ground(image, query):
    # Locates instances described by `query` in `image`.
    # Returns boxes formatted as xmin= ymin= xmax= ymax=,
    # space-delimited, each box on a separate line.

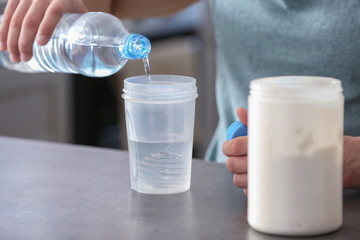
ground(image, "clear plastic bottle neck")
xmin=122 ymin=34 xmax=151 ymax=60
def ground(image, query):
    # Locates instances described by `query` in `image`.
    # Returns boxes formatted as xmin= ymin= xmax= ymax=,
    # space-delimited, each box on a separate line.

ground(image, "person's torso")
xmin=207 ymin=0 xmax=360 ymax=162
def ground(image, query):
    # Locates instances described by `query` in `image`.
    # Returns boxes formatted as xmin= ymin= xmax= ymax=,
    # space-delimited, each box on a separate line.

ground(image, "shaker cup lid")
xmin=226 ymin=121 xmax=248 ymax=141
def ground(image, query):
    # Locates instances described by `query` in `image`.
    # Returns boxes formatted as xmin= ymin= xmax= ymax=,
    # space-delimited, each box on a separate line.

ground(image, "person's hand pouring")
xmin=0 ymin=0 xmax=87 ymax=63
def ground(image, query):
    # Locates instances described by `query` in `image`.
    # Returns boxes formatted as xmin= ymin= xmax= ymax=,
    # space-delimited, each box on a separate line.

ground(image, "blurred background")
xmin=0 ymin=0 xmax=217 ymax=159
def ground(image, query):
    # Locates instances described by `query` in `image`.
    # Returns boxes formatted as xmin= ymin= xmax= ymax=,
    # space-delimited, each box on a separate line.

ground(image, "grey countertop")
xmin=0 ymin=136 xmax=359 ymax=240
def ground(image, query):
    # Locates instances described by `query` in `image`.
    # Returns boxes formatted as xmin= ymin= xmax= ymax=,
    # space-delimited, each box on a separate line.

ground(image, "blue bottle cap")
xmin=124 ymin=34 xmax=151 ymax=59
xmin=226 ymin=121 xmax=248 ymax=141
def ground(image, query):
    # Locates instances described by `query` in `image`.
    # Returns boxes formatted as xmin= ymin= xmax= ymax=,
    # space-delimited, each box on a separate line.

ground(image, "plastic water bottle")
xmin=0 ymin=12 xmax=151 ymax=77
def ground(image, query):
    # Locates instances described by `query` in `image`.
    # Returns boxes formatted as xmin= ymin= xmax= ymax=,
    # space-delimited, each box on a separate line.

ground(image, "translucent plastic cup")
xmin=122 ymin=75 xmax=198 ymax=194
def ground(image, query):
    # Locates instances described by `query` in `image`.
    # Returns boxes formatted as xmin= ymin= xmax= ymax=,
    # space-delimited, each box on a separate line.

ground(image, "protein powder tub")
xmin=247 ymin=76 xmax=344 ymax=236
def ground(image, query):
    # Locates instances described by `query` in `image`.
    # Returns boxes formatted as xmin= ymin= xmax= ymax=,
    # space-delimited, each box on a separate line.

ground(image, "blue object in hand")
xmin=226 ymin=121 xmax=248 ymax=141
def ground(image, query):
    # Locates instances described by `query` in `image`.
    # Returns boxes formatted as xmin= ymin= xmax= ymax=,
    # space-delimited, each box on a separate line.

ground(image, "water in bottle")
xmin=0 ymin=12 xmax=151 ymax=78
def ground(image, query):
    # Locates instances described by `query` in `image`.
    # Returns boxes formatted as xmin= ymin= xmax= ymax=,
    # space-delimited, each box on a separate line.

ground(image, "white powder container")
xmin=247 ymin=76 xmax=344 ymax=236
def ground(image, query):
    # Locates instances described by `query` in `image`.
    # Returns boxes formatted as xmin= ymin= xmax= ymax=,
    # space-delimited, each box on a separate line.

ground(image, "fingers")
xmin=0 ymin=0 xmax=20 ymax=51
xmin=236 ymin=107 xmax=248 ymax=126
xmin=37 ymin=1 xmax=66 ymax=45
xmin=227 ymin=154 xmax=248 ymax=190
xmin=233 ymin=173 xmax=247 ymax=188
xmin=37 ymin=0 xmax=87 ymax=45
xmin=343 ymin=136 xmax=360 ymax=189
xmin=7 ymin=0 xmax=33 ymax=63
xmin=0 ymin=0 xmax=88 ymax=63
xmin=227 ymin=156 xmax=247 ymax=173
xmin=225 ymin=107 xmax=249 ymax=191
xmin=18 ymin=1 xmax=50 ymax=61
xmin=0 ymin=0 xmax=48 ymax=62
xmin=223 ymin=136 xmax=248 ymax=157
